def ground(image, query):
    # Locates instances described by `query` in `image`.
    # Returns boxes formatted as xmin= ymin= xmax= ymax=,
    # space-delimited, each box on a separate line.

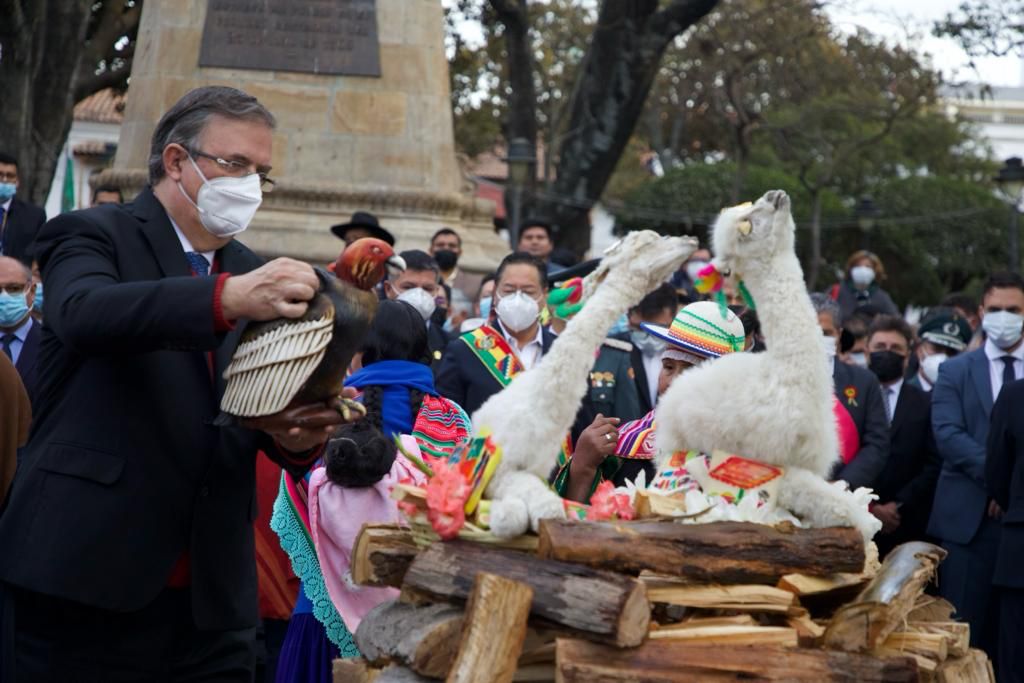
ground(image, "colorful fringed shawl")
xmin=552 ymin=409 xmax=657 ymax=499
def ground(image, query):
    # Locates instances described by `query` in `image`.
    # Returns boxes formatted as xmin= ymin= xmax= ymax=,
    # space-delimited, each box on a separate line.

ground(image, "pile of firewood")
xmin=333 ymin=520 xmax=994 ymax=682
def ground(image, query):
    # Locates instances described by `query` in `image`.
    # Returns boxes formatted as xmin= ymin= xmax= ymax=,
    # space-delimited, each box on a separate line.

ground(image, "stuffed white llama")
xmin=654 ymin=190 xmax=882 ymax=540
xmin=475 ymin=231 xmax=698 ymax=538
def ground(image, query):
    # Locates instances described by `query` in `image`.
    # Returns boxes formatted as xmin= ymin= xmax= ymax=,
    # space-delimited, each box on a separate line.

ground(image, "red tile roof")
xmin=74 ymin=88 xmax=126 ymax=124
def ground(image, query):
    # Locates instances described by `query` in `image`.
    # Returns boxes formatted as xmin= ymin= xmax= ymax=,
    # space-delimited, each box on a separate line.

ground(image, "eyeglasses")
xmin=0 ymin=172 xmax=17 ymax=183
xmin=190 ymin=149 xmax=276 ymax=192
xmin=0 ymin=283 xmax=30 ymax=295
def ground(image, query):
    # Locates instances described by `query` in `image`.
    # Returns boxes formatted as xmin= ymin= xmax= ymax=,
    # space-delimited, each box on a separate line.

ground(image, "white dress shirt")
xmin=641 ymin=350 xmax=661 ymax=407
xmin=984 ymin=338 xmax=1024 ymax=400
xmin=169 ymin=217 xmax=215 ymax=266
xmin=2 ymin=315 xmax=33 ymax=366
xmin=881 ymin=378 xmax=903 ymax=424
xmin=500 ymin=321 xmax=544 ymax=371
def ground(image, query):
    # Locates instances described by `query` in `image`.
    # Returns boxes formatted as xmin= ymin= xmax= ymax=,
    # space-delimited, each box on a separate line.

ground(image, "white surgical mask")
xmin=850 ymin=265 xmax=875 ymax=288
xmin=847 ymin=351 xmax=868 ymax=368
xmin=630 ymin=329 xmax=666 ymax=356
xmin=982 ymin=310 xmax=1024 ymax=350
xmin=397 ymin=287 xmax=437 ymax=321
xmin=685 ymin=260 xmax=708 ymax=282
xmin=920 ymin=352 xmax=948 ymax=385
xmin=177 ymin=155 xmax=262 ymax=238
xmin=496 ymin=290 xmax=540 ymax=333
xmin=821 ymin=333 xmax=837 ymax=360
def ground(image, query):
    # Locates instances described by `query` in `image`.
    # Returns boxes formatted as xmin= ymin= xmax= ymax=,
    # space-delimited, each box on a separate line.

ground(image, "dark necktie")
xmin=1001 ymin=356 xmax=1017 ymax=395
xmin=0 ymin=206 xmax=6 ymax=253
xmin=185 ymin=251 xmax=210 ymax=277
xmin=1 ymin=333 xmax=15 ymax=360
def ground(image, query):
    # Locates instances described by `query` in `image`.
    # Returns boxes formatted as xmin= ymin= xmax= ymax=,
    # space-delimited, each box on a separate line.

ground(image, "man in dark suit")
xmin=0 ymin=86 xmax=348 ymax=681
xmin=383 ymin=249 xmax=449 ymax=371
xmin=812 ymin=293 xmax=890 ymax=490
xmin=863 ymin=315 xmax=940 ymax=557
xmin=0 ymin=256 xmax=41 ymax=402
xmin=617 ymin=283 xmax=679 ymax=416
xmin=0 ymin=152 xmax=47 ymax=265
xmin=929 ymin=272 xmax=1024 ymax=664
xmin=437 ymin=252 xmax=555 ymax=416
xmin=986 ymin=377 xmax=1024 ymax=683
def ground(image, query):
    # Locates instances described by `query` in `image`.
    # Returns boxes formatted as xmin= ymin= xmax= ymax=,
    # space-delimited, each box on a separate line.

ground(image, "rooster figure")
xmin=218 ymin=238 xmax=405 ymax=422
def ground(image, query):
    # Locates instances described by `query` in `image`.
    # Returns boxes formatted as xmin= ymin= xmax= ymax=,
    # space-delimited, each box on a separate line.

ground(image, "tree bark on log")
xmin=352 ymin=524 xmax=423 ymax=588
xmin=537 ymin=520 xmax=865 ymax=583
xmin=354 ymin=601 xmax=464 ymax=678
xmin=402 ymin=540 xmax=649 ymax=647
xmin=447 ymin=573 xmax=533 ymax=683
xmin=823 ymin=541 xmax=946 ymax=653
xmin=555 ymin=638 xmax=919 ymax=682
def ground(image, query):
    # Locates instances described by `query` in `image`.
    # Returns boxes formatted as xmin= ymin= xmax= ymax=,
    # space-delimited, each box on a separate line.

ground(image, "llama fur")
xmin=475 ymin=230 xmax=698 ymax=537
xmin=654 ymin=191 xmax=881 ymax=540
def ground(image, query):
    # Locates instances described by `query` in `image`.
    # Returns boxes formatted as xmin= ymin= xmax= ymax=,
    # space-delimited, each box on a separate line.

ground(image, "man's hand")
xmin=871 ymin=501 xmax=901 ymax=534
xmin=221 ymin=258 xmax=319 ymax=321
xmin=242 ymin=389 xmax=361 ymax=452
xmin=571 ymin=414 xmax=621 ymax=475
xmin=988 ymin=499 xmax=1004 ymax=519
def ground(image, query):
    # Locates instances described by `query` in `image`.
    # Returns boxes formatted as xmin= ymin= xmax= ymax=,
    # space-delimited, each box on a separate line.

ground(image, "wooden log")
xmin=353 ymin=600 xmax=464 ymax=678
xmin=537 ymin=519 xmax=865 ymax=583
xmin=447 ymin=573 xmax=533 ymax=683
xmin=654 ymin=615 xmax=759 ymax=630
xmin=352 ymin=524 xmax=422 ymax=588
xmin=786 ymin=611 xmax=826 ymax=643
xmin=778 ymin=571 xmax=870 ymax=597
xmin=643 ymin=579 xmax=797 ymax=613
xmin=823 ymin=541 xmax=946 ymax=652
xmin=333 ymin=658 xmax=375 ymax=683
xmin=402 ymin=540 xmax=649 ymax=647
xmin=555 ymin=638 xmax=920 ymax=682
xmin=873 ymin=648 xmax=938 ymax=675
xmin=907 ymin=596 xmax=957 ymax=623
xmin=647 ymin=624 xmax=799 ymax=646
xmin=934 ymin=649 xmax=995 ymax=683
xmin=880 ymin=632 xmax=949 ymax=662
xmin=374 ymin=664 xmax=435 ymax=683
xmin=904 ymin=621 xmax=970 ymax=658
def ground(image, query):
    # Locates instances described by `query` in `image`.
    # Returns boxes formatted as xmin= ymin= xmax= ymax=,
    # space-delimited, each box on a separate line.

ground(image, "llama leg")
xmin=487 ymin=470 xmax=566 ymax=538
xmin=777 ymin=467 xmax=882 ymax=541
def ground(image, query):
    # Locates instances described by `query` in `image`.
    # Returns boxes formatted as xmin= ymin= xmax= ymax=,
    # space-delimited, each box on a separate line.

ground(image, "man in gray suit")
xmin=929 ymin=272 xmax=1024 ymax=669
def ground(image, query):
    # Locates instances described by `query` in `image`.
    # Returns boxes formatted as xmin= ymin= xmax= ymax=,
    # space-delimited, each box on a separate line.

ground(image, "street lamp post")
xmin=854 ymin=196 xmax=880 ymax=251
xmin=503 ymin=137 xmax=536 ymax=250
xmin=995 ymin=157 xmax=1024 ymax=272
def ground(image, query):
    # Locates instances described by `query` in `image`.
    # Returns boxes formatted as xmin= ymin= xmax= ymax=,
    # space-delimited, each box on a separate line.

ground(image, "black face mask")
xmin=433 ymin=250 xmax=458 ymax=271
xmin=869 ymin=350 xmax=905 ymax=383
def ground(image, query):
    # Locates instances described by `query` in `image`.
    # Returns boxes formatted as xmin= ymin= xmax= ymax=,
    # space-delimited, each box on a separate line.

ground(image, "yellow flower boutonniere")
xmin=844 ymin=386 xmax=858 ymax=407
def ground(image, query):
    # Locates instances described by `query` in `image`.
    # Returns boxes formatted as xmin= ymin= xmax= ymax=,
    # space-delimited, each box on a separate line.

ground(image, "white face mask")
xmin=685 ymin=260 xmax=708 ymax=282
xmin=397 ymin=287 xmax=436 ymax=321
xmin=847 ymin=351 xmax=868 ymax=368
xmin=177 ymin=155 xmax=262 ymax=238
xmin=821 ymin=332 xmax=838 ymax=360
xmin=982 ymin=310 xmax=1024 ymax=350
xmin=496 ymin=290 xmax=540 ymax=333
xmin=920 ymin=352 xmax=948 ymax=385
xmin=850 ymin=265 xmax=875 ymax=288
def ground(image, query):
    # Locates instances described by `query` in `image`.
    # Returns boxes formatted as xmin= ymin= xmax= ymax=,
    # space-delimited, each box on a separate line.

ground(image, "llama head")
xmin=586 ymin=230 xmax=698 ymax=298
xmin=712 ymin=190 xmax=795 ymax=275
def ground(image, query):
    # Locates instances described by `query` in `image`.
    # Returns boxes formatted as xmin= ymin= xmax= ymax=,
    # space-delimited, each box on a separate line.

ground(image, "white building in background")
xmin=944 ymin=85 xmax=1024 ymax=162
xmin=44 ymin=89 xmax=124 ymax=218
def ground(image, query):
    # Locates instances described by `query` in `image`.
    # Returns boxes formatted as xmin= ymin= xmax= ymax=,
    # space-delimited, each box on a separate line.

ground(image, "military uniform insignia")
xmin=433 ymin=350 xmax=443 ymax=360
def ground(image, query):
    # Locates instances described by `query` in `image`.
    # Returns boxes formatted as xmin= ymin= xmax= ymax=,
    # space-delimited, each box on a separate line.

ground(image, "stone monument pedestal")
xmin=96 ymin=0 xmax=505 ymax=272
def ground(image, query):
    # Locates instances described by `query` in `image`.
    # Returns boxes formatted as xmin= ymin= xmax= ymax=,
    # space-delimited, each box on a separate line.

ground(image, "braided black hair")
xmin=360 ymin=385 xmax=385 ymax=432
xmin=323 ymin=420 xmax=397 ymax=487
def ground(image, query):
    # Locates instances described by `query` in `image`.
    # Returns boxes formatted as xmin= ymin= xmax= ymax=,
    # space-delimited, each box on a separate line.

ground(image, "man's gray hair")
xmin=809 ymin=292 xmax=840 ymax=328
xmin=148 ymin=86 xmax=276 ymax=184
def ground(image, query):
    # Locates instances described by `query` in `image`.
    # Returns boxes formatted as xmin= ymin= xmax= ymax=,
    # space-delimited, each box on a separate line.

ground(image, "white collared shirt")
xmin=985 ymin=338 xmax=1024 ymax=400
xmin=168 ymin=216 xmax=215 ymax=268
xmin=882 ymin=377 xmax=903 ymax=424
xmin=2 ymin=198 xmax=11 ymax=213
xmin=499 ymin=320 xmax=544 ymax=371
xmin=641 ymin=350 xmax=661 ymax=407
xmin=2 ymin=315 xmax=33 ymax=365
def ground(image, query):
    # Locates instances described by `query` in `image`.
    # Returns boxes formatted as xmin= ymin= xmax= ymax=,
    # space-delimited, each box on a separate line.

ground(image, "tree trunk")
xmin=807 ymin=188 xmax=824 ymax=289
xmin=537 ymin=520 xmax=865 ymax=583
xmin=354 ymin=601 xmax=465 ymax=678
xmin=401 ymin=540 xmax=650 ymax=647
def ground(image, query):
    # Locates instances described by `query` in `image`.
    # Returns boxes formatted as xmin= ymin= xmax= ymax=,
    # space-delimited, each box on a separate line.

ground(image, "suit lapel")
xmin=631 ymin=345 xmax=652 ymax=412
xmin=890 ymin=385 xmax=909 ymax=436
xmin=15 ymin=318 xmax=39 ymax=375
xmin=970 ymin=350 xmax=994 ymax=416
xmin=131 ymin=188 xmax=192 ymax=279
xmin=212 ymin=240 xmax=252 ymax=399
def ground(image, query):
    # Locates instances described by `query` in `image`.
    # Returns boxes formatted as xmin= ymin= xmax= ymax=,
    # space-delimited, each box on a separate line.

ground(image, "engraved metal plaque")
xmin=199 ymin=0 xmax=381 ymax=77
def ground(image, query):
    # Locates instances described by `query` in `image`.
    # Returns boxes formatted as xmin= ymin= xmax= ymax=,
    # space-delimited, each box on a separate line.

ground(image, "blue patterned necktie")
xmin=185 ymin=251 xmax=210 ymax=276
xmin=1 ymin=332 xmax=15 ymax=360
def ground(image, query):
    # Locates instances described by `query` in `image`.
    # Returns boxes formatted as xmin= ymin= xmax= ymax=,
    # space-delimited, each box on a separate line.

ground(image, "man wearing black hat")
xmin=330 ymin=211 xmax=395 ymax=247
xmin=906 ymin=307 xmax=972 ymax=392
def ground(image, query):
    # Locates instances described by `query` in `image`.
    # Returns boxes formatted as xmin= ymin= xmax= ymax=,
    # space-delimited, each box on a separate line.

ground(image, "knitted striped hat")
xmin=641 ymin=300 xmax=745 ymax=364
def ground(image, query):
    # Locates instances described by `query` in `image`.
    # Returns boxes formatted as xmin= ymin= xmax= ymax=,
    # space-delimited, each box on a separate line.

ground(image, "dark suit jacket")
xmin=831 ymin=360 xmax=890 ymax=490
xmin=873 ymin=381 xmax=940 ymax=555
xmin=13 ymin=317 xmax=41 ymax=404
xmin=928 ymin=347 xmax=994 ymax=544
xmin=0 ymin=197 xmax=47 ymax=264
xmin=0 ymin=188 xmax=313 ymax=630
xmin=613 ymin=332 xmax=654 ymax=415
xmin=427 ymin=321 xmax=450 ymax=374
xmin=435 ymin=321 xmax=556 ymax=417
xmin=986 ymin=378 xmax=1024 ymax=588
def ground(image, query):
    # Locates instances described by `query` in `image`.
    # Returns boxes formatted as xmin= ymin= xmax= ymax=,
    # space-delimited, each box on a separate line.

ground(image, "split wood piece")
xmin=354 ymin=600 xmax=463 ymax=678
xmin=352 ymin=524 xmax=422 ymax=588
xmin=517 ymin=628 xmax=558 ymax=666
xmin=647 ymin=624 xmax=799 ymax=647
xmin=874 ymin=648 xmax=938 ymax=675
xmin=787 ymin=611 xmax=826 ymax=644
xmin=653 ymin=615 xmax=759 ymax=631
xmin=402 ymin=540 xmax=649 ymax=647
xmin=778 ymin=571 xmax=871 ymax=597
xmin=823 ymin=541 xmax=946 ymax=652
xmin=447 ymin=573 xmax=533 ymax=683
xmin=881 ymin=631 xmax=949 ymax=662
xmin=332 ymin=658 xmax=374 ymax=683
xmin=537 ymin=519 xmax=865 ymax=583
xmin=643 ymin=579 xmax=797 ymax=613
xmin=934 ymin=649 xmax=996 ymax=683
xmin=634 ymin=490 xmax=693 ymax=518
xmin=374 ymin=664 xmax=434 ymax=683
xmin=904 ymin=621 xmax=970 ymax=658
xmin=908 ymin=595 xmax=958 ymax=623
xmin=512 ymin=664 xmax=556 ymax=682
xmin=555 ymin=638 xmax=920 ymax=682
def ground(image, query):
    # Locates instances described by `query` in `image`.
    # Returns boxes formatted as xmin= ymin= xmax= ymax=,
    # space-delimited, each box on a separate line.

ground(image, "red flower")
xmin=588 ymin=481 xmax=636 ymax=521
xmin=425 ymin=461 xmax=470 ymax=539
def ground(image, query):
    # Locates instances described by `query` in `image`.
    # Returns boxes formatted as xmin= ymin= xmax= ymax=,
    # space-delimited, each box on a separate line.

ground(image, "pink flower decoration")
xmin=588 ymin=480 xmax=635 ymax=521
xmin=425 ymin=461 xmax=470 ymax=539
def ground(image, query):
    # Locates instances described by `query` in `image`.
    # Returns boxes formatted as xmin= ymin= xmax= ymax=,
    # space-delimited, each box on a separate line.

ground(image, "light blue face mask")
xmin=478 ymin=297 xmax=492 ymax=319
xmin=0 ymin=182 xmax=16 ymax=203
xmin=0 ymin=291 xmax=30 ymax=327
xmin=608 ymin=313 xmax=630 ymax=336
xmin=32 ymin=282 xmax=43 ymax=313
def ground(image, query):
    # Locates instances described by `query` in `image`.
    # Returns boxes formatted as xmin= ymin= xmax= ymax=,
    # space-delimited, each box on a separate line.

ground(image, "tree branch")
xmin=654 ymin=0 xmax=721 ymax=44
xmin=73 ymin=65 xmax=131 ymax=102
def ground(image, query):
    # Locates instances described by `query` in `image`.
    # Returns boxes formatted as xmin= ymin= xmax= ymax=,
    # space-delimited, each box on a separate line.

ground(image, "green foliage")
xmin=934 ymin=1 xmax=1024 ymax=60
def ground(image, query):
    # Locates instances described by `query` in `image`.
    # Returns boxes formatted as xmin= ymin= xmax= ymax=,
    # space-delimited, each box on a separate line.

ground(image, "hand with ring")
xmin=573 ymin=413 xmax=621 ymax=472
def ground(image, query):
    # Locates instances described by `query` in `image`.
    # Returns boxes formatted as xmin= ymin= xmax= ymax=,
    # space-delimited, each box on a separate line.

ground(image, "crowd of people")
xmin=0 ymin=85 xmax=1021 ymax=683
